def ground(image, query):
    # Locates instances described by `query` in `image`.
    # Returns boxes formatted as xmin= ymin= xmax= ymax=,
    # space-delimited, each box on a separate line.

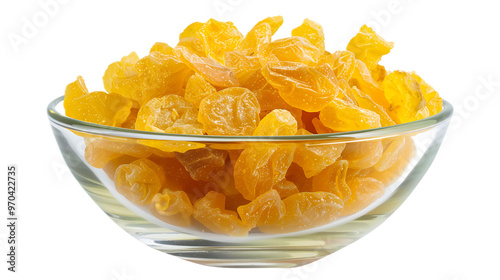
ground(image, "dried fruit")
xmin=102 ymin=52 xmax=142 ymax=103
xmin=175 ymin=45 xmax=239 ymax=87
xmin=65 ymin=17 xmax=442 ymax=236
xmin=253 ymin=109 xmax=298 ymax=136
xmin=151 ymin=189 xmax=194 ymax=227
xmin=411 ymin=73 xmax=443 ymax=116
xmin=319 ymin=98 xmax=382 ymax=131
xmin=319 ymin=50 xmax=356 ymax=81
xmin=184 ymin=73 xmax=217 ymax=108
xmin=198 ymin=87 xmax=260 ymax=136
xmin=262 ymin=61 xmax=339 ymax=112
xmin=114 ymin=159 xmax=164 ymax=205
xmin=312 ymin=160 xmax=350 ymax=202
xmin=342 ymin=140 xmax=384 ymax=169
xmin=383 ymin=71 xmax=426 ymax=124
xmin=175 ymin=147 xmax=228 ymax=181
xmin=197 ymin=19 xmax=243 ymax=64
xmin=293 ymin=129 xmax=346 ymax=177
xmin=259 ymin=36 xmax=321 ymax=67
xmin=347 ymin=25 xmax=394 ymax=71
xmin=135 ymin=52 xmax=192 ymax=104
xmin=342 ymin=177 xmax=385 ymax=216
xmin=292 ymin=18 xmax=326 ymax=54
xmin=259 ymin=192 xmax=344 ymax=234
xmin=237 ymin=189 xmax=285 ymax=227
xmin=193 ymin=191 xmax=251 ymax=236
xmin=64 ymin=76 xmax=133 ymax=127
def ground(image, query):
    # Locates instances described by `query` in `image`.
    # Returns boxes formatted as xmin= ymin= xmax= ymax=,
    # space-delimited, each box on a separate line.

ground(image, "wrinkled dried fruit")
xmin=320 ymin=98 xmax=382 ymax=131
xmin=342 ymin=140 xmax=384 ymax=169
xmin=347 ymin=25 xmax=394 ymax=71
xmin=193 ymin=191 xmax=251 ymax=236
xmin=197 ymin=19 xmax=243 ymax=64
xmin=342 ymin=177 xmax=385 ymax=216
xmin=198 ymin=87 xmax=260 ymax=136
xmin=237 ymin=189 xmax=285 ymax=227
xmin=253 ymin=109 xmax=298 ymax=136
xmin=114 ymin=159 xmax=164 ymax=205
xmin=259 ymin=192 xmax=343 ymax=234
xmin=383 ymin=71 xmax=426 ymax=124
xmin=293 ymin=129 xmax=346 ymax=177
xmin=65 ymin=76 xmax=133 ymax=127
xmin=151 ymin=189 xmax=194 ymax=227
xmin=259 ymin=36 xmax=321 ymax=67
xmin=312 ymin=160 xmax=350 ymax=202
xmin=175 ymin=147 xmax=228 ymax=181
xmin=262 ymin=61 xmax=339 ymax=112
xmin=292 ymin=18 xmax=325 ymax=54
xmin=184 ymin=73 xmax=217 ymax=108
xmin=175 ymin=45 xmax=239 ymax=87
xmin=135 ymin=52 xmax=192 ymax=104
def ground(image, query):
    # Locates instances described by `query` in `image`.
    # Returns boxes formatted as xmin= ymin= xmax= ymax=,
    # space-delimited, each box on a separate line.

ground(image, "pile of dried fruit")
xmin=64 ymin=17 xmax=442 ymax=236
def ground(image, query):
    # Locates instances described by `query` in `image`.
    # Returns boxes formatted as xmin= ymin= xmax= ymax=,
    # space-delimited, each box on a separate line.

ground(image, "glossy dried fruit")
xmin=64 ymin=76 xmax=133 ymax=127
xmin=341 ymin=140 xmax=383 ymax=169
xmin=102 ymin=52 xmax=142 ymax=103
xmin=255 ymin=16 xmax=284 ymax=35
xmin=84 ymin=138 xmax=153 ymax=168
xmin=383 ymin=71 xmax=426 ymax=124
xmin=135 ymin=52 xmax=192 ymax=104
xmin=175 ymin=147 xmax=228 ymax=181
xmin=253 ymin=109 xmax=298 ymax=136
xmin=351 ymin=86 xmax=396 ymax=127
xmin=237 ymin=22 xmax=272 ymax=56
xmin=411 ymin=73 xmax=443 ymax=116
xmin=273 ymin=179 xmax=300 ymax=199
xmin=350 ymin=59 xmax=389 ymax=108
xmin=319 ymin=98 xmax=382 ymax=131
xmin=241 ymin=68 xmax=289 ymax=111
xmin=312 ymin=160 xmax=350 ymax=202
xmin=262 ymin=61 xmax=339 ymax=112
xmin=197 ymin=19 xmax=243 ymax=64
xmin=373 ymin=137 xmax=406 ymax=171
xmin=318 ymin=50 xmax=356 ymax=81
xmin=151 ymin=189 xmax=194 ymax=227
xmin=259 ymin=192 xmax=343 ymax=234
xmin=136 ymin=95 xmax=203 ymax=134
xmin=259 ymin=36 xmax=321 ymax=67
xmin=224 ymin=51 xmax=261 ymax=84
xmin=292 ymin=18 xmax=325 ymax=54
xmin=193 ymin=191 xmax=250 ymax=236
xmin=198 ymin=87 xmax=260 ymax=136
xmin=184 ymin=73 xmax=217 ymax=108
xmin=342 ymin=177 xmax=385 ymax=216
xmin=237 ymin=189 xmax=285 ymax=227
xmin=234 ymin=144 xmax=296 ymax=201
xmin=347 ymin=25 xmax=394 ymax=71
xmin=175 ymin=45 xmax=239 ymax=87
xmin=114 ymin=159 xmax=164 ymax=205
xmin=293 ymin=129 xmax=346 ymax=177
xmin=367 ymin=136 xmax=415 ymax=185
xmin=178 ymin=22 xmax=206 ymax=57
xmin=150 ymin=42 xmax=175 ymax=56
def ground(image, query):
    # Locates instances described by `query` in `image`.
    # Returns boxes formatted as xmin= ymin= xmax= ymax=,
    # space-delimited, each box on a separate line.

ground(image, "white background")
xmin=1 ymin=0 xmax=500 ymax=279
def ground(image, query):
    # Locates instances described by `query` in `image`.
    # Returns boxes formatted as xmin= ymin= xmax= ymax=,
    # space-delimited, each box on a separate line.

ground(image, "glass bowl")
xmin=47 ymin=96 xmax=453 ymax=268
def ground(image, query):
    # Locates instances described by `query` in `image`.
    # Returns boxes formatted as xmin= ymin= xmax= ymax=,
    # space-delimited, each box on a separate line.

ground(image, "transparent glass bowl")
xmin=48 ymin=96 xmax=453 ymax=268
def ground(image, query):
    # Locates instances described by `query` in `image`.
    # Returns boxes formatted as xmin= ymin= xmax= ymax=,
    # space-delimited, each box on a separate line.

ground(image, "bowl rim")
xmin=47 ymin=96 xmax=453 ymax=142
